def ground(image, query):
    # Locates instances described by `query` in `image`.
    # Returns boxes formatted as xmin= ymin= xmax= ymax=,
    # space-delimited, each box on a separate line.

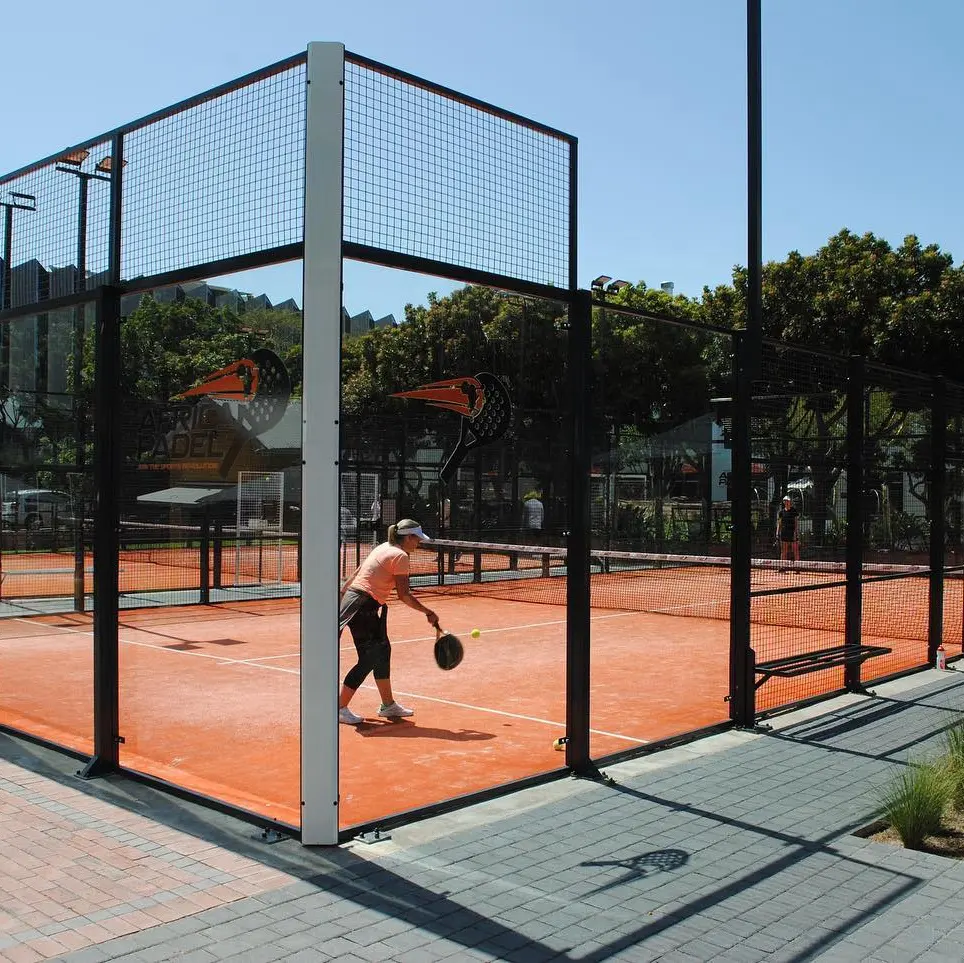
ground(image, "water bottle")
xmin=937 ymin=644 xmax=947 ymax=671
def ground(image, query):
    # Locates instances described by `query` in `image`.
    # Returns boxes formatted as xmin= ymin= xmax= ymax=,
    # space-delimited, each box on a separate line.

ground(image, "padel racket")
xmin=439 ymin=372 xmax=512 ymax=483
xmin=434 ymin=624 xmax=464 ymax=671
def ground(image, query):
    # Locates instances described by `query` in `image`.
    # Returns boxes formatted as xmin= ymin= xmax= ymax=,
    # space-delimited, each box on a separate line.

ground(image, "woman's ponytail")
xmin=387 ymin=523 xmax=398 ymax=545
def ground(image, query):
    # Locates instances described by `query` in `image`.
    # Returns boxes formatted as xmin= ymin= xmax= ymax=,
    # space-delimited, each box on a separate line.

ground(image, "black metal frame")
xmin=929 ymin=377 xmax=947 ymax=666
xmin=729 ymin=332 xmax=754 ymax=725
xmin=845 ymin=356 xmax=865 ymax=692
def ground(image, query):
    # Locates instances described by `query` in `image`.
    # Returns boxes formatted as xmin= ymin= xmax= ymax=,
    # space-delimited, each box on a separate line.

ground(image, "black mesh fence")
xmin=860 ymin=365 xmax=933 ymax=680
xmin=0 ymin=139 xmax=114 ymax=310
xmin=344 ymin=55 xmax=573 ymax=288
xmin=121 ymin=61 xmax=306 ymax=282
xmin=750 ymin=343 xmax=850 ymax=712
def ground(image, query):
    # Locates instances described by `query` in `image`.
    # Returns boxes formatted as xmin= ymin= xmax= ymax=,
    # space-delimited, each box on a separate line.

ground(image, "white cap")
xmin=396 ymin=518 xmax=431 ymax=542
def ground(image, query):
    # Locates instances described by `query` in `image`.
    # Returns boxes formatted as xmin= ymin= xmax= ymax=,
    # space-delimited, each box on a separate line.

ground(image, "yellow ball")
xmin=470 ymin=628 xmax=481 ymax=638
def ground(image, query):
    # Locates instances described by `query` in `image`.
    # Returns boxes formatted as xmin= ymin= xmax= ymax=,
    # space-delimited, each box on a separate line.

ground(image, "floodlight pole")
xmin=1 ymin=206 xmax=12 ymax=312
xmin=56 ymin=161 xmax=111 ymax=613
xmin=0 ymin=193 xmax=38 ymax=384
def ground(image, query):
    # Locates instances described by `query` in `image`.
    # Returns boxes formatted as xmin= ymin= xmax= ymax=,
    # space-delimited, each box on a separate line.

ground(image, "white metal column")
xmin=301 ymin=41 xmax=344 ymax=846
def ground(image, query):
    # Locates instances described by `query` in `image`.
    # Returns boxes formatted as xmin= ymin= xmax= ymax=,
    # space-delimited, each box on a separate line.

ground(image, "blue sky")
xmin=2 ymin=0 xmax=962 ymax=320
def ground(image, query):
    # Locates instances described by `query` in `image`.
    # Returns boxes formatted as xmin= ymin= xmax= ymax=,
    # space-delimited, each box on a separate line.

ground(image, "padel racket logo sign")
xmin=135 ymin=348 xmax=291 ymax=477
xmin=392 ymin=372 xmax=512 ymax=481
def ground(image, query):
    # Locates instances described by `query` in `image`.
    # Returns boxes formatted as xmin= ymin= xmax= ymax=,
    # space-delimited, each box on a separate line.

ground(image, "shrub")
xmin=878 ymin=762 xmax=949 ymax=850
xmin=942 ymin=723 xmax=964 ymax=811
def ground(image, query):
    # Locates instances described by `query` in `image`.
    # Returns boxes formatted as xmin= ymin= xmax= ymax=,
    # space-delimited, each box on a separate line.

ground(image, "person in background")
xmin=338 ymin=518 xmax=438 ymax=725
xmin=521 ymin=490 xmax=545 ymax=543
xmin=775 ymin=494 xmax=800 ymax=570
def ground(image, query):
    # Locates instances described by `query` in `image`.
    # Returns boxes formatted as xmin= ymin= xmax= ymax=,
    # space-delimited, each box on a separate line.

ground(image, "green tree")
xmin=701 ymin=230 xmax=964 ymax=544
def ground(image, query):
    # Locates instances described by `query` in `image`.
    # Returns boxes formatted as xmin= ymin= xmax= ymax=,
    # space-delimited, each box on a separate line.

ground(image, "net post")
xmin=929 ymin=376 xmax=947 ymax=666
xmin=84 ymin=284 xmax=122 ymax=778
xmin=565 ymin=289 xmax=592 ymax=772
xmin=845 ymin=355 xmax=865 ymax=692
xmin=199 ymin=513 xmax=210 ymax=605
xmin=212 ymin=519 xmax=223 ymax=589
xmin=728 ymin=331 xmax=754 ymax=726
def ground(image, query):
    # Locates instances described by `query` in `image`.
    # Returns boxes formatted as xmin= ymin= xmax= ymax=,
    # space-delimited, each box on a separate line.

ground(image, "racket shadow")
xmin=580 ymin=848 xmax=690 ymax=894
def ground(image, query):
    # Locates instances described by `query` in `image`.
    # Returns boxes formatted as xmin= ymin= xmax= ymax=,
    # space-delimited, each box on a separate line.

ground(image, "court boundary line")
xmin=353 ymin=682 xmax=649 ymax=745
xmin=3 ymin=614 xmax=652 ymax=745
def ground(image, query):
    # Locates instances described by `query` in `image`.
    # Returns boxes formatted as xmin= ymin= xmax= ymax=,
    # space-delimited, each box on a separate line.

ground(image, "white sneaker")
xmin=378 ymin=701 xmax=414 ymax=718
xmin=339 ymin=706 xmax=363 ymax=725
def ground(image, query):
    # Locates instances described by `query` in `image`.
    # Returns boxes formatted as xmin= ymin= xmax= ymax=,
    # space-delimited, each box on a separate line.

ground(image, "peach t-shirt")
xmin=351 ymin=543 xmax=410 ymax=604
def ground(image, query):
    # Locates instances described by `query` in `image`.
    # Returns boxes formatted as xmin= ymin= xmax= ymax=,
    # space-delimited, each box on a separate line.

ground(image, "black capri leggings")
xmin=341 ymin=592 xmax=391 ymax=688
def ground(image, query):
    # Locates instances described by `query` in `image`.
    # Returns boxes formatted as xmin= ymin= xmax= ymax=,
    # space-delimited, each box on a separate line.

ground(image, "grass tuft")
xmin=878 ymin=762 xmax=949 ymax=850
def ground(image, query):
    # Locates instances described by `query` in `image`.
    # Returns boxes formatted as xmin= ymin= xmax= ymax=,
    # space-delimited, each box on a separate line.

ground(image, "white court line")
xmin=339 ymin=609 xmax=641 ymax=651
xmin=231 ymin=653 xmax=301 ymax=665
xmin=6 ymin=616 xmax=276 ymax=669
xmin=354 ymin=682 xmax=648 ymax=744
xmin=8 ymin=615 xmax=647 ymax=741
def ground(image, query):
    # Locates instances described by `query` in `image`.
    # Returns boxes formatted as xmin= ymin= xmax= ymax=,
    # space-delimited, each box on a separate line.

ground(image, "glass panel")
xmin=589 ymin=300 xmax=733 ymax=757
xmin=862 ymin=366 xmax=932 ymax=680
xmin=115 ymin=264 xmax=302 ymax=826
xmin=750 ymin=344 xmax=851 ymax=713
xmin=0 ymin=306 xmax=94 ymax=754
xmin=339 ymin=263 xmax=568 ymax=829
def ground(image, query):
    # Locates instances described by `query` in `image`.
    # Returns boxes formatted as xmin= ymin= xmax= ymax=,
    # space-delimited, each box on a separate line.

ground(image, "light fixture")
xmin=95 ymin=156 xmax=127 ymax=174
xmin=591 ymin=275 xmax=612 ymax=291
xmin=607 ymin=280 xmax=630 ymax=293
xmin=59 ymin=149 xmax=90 ymax=167
xmin=5 ymin=191 xmax=37 ymax=212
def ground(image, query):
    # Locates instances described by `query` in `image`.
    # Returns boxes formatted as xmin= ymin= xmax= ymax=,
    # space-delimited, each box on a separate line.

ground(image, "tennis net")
xmin=417 ymin=537 xmax=945 ymax=642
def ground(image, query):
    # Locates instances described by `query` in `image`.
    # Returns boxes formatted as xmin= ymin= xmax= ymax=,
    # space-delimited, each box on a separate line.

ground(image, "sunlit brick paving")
xmin=0 ymin=762 xmax=296 ymax=962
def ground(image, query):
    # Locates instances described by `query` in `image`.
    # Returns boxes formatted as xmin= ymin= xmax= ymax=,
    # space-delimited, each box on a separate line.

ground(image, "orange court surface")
xmin=0 ymin=570 xmax=954 ymax=832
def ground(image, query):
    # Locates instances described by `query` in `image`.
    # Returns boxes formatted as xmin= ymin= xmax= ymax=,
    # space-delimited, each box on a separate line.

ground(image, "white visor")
xmin=397 ymin=524 xmax=431 ymax=542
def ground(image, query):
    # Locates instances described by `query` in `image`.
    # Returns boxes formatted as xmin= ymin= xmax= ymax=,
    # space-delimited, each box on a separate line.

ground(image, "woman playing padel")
xmin=338 ymin=518 xmax=438 ymax=724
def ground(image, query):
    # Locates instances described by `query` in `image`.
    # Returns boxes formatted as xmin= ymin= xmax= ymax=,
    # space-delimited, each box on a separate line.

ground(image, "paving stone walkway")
xmin=4 ymin=670 xmax=964 ymax=961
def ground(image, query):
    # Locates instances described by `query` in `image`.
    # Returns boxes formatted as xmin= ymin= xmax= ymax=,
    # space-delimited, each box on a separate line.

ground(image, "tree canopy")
xmin=702 ymin=229 xmax=964 ymax=376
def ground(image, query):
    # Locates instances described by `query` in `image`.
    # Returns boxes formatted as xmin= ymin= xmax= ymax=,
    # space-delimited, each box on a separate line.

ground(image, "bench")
xmin=754 ymin=644 xmax=892 ymax=689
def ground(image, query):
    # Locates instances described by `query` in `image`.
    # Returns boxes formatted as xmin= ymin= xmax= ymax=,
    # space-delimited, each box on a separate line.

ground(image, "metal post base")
xmin=76 ymin=755 xmax=116 ymax=780
xmin=255 ymin=827 xmax=288 ymax=845
xmin=355 ymin=828 xmax=392 ymax=845
xmin=570 ymin=762 xmax=616 ymax=786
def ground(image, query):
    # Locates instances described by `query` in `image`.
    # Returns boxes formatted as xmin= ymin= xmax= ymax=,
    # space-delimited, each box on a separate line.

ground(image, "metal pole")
xmin=565 ymin=289 xmax=593 ymax=774
xmin=1 ymin=206 xmax=12 ymax=386
xmin=929 ymin=377 xmax=947 ymax=665
xmin=107 ymin=134 xmax=124 ymax=284
xmin=79 ymin=285 xmax=122 ymax=779
xmin=729 ymin=331 xmax=754 ymax=725
xmin=72 ymin=178 xmax=90 ymax=613
xmin=746 ymin=0 xmax=763 ymax=378
xmin=1 ymin=205 xmax=11 ymax=310
xmin=845 ymin=356 xmax=865 ymax=691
